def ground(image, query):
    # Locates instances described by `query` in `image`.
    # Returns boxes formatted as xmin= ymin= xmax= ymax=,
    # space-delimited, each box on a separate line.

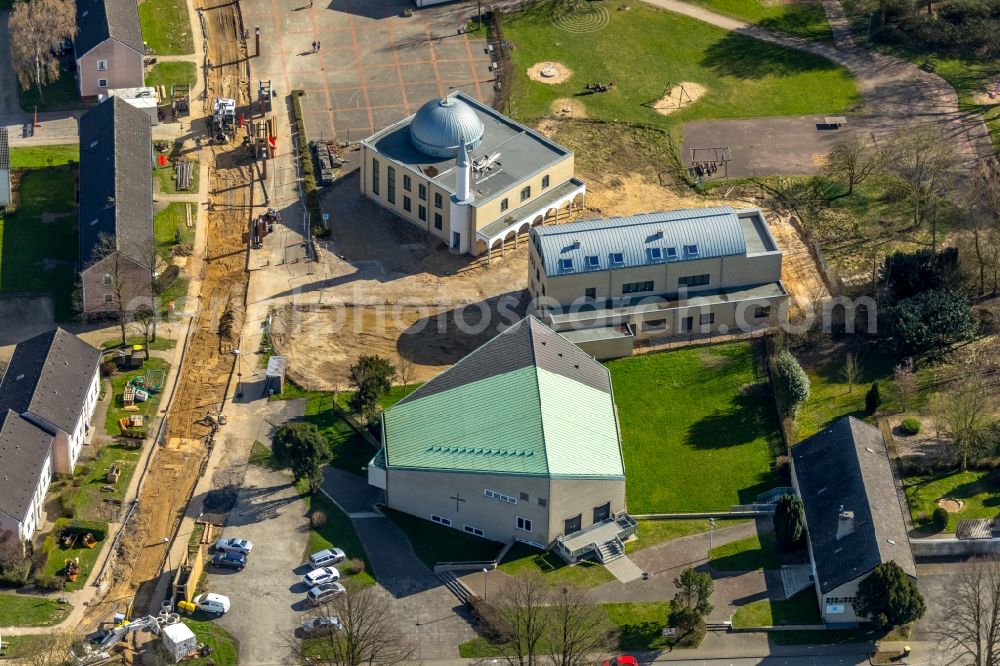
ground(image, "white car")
xmin=302 ymin=616 xmax=342 ymax=635
xmin=308 ymin=548 xmax=346 ymax=568
xmin=307 ymin=582 xmax=346 ymax=606
xmin=193 ymin=593 xmax=231 ymax=615
xmin=303 ymin=566 xmax=341 ymax=587
xmin=215 ymin=537 xmax=253 ymax=555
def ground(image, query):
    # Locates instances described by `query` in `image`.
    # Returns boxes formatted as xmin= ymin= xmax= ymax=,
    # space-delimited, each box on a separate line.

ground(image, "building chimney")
xmin=455 ymin=131 xmax=471 ymax=202
xmin=836 ymin=505 xmax=855 ymax=540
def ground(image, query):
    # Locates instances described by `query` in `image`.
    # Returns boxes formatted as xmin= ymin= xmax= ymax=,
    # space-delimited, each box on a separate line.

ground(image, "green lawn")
xmin=104 ymin=358 xmax=170 ymax=436
xmin=685 ymin=0 xmax=832 ymax=41
xmin=732 ymin=590 xmax=821 ymax=627
xmin=607 ymin=343 xmax=781 ymax=512
xmin=145 ymin=61 xmax=197 ymax=90
xmin=498 ymin=542 xmax=614 ymax=587
xmin=302 ymin=393 xmax=381 ymax=475
xmin=17 ymin=66 xmax=84 ymax=112
xmin=334 ymin=384 xmax=422 ymax=413
xmin=101 ymin=336 xmax=176 ymax=351
xmin=0 ymin=594 xmax=72 ymax=626
xmin=40 ymin=521 xmax=108 ymax=591
xmin=248 ymin=440 xmax=284 ymax=470
xmin=503 ymin=1 xmax=859 ymax=127
xmin=157 ymin=275 xmax=189 ymax=317
xmin=155 ymin=202 xmax=196 ymax=260
xmin=184 ymin=619 xmax=238 ymax=665
xmin=66 ymin=443 xmax=142 ymax=522
xmin=626 ymin=518 xmax=750 ymax=554
xmin=139 ymin=0 xmax=194 ymax=55
xmin=9 ymin=145 xmax=78 ymax=169
xmin=302 ymin=483 xmax=376 ymax=587
xmin=156 ymin=162 xmax=200 ymax=196
xmin=709 ymin=531 xmax=782 ymax=571
xmin=383 ymin=508 xmax=504 ymax=568
xmin=906 ymin=470 xmax=1000 ymax=533
xmin=0 ymin=168 xmax=77 ymax=320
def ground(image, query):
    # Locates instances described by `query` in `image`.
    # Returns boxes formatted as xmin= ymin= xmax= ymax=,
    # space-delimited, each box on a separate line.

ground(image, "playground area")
xmin=105 ymin=357 xmax=170 ymax=437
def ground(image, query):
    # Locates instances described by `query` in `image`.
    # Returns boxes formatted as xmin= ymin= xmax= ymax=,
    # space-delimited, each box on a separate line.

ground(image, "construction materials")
xmin=123 ymin=384 xmax=137 ymax=407
xmin=313 ymin=140 xmax=342 ymax=185
xmin=212 ymin=98 xmax=237 ymax=143
xmin=264 ymin=355 xmax=286 ymax=396
xmin=161 ymin=622 xmax=196 ymax=663
xmin=106 ymin=464 xmax=121 ymax=484
xmin=175 ymin=160 xmax=194 ymax=191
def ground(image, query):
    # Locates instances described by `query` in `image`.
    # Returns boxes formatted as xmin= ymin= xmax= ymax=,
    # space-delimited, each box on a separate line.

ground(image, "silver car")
xmin=215 ymin=537 xmax=253 ymax=555
xmin=307 ymin=548 xmax=346 ymax=568
xmin=307 ymin=582 xmax=346 ymax=606
xmin=302 ymin=616 xmax=342 ymax=635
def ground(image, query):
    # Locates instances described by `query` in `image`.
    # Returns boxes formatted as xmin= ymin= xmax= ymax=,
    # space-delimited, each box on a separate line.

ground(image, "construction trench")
xmin=81 ymin=0 xmax=253 ymax=634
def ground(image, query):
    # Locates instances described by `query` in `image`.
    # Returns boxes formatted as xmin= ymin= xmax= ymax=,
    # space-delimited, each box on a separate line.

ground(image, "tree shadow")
xmin=684 ymin=386 xmax=775 ymax=449
xmin=701 ymin=31 xmax=842 ymax=80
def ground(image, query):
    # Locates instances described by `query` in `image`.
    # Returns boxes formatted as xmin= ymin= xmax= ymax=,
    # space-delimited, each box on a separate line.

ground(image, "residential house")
xmin=0 ymin=328 xmax=102 ymax=542
xmin=791 ymin=416 xmax=917 ymax=624
xmin=528 ymin=207 xmax=788 ymax=359
xmin=78 ymin=96 xmax=154 ymax=314
xmin=368 ymin=316 xmax=635 ymax=562
xmin=360 ymin=92 xmax=585 ymax=256
xmin=75 ymin=0 xmax=145 ymax=98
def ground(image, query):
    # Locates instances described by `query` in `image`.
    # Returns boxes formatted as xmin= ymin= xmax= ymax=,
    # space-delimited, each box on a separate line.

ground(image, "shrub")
xmin=932 ymin=506 xmax=949 ymax=532
xmin=888 ymin=288 xmax=976 ymax=357
xmin=100 ymin=360 xmax=118 ymax=377
xmin=310 ymin=510 xmax=327 ymax=528
xmin=467 ymin=596 xmax=512 ymax=642
xmin=773 ymin=350 xmax=810 ymax=416
xmin=153 ymin=265 xmax=181 ymax=295
xmin=59 ymin=486 xmax=76 ymax=518
xmin=901 ymin=418 xmax=922 ymax=435
xmin=0 ymin=536 xmax=31 ymax=587
xmin=34 ymin=573 xmax=66 ymax=591
xmin=865 ymin=382 xmax=881 ymax=414
xmin=342 ymin=557 xmax=365 ymax=576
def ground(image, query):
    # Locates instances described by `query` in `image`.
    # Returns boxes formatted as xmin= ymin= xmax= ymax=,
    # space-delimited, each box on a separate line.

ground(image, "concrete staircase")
xmin=436 ymin=571 xmax=475 ymax=604
xmin=596 ymin=538 xmax=624 ymax=563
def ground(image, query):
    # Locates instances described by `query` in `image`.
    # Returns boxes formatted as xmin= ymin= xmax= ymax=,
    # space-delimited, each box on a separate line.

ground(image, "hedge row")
xmin=290 ymin=91 xmax=322 ymax=228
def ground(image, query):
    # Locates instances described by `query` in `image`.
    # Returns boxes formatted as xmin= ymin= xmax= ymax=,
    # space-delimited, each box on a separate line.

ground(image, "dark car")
xmin=211 ymin=551 xmax=247 ymax=571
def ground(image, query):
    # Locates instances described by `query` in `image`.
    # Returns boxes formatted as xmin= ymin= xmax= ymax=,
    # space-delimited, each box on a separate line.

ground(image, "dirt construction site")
xmin=82 ymin=0 xmax=252 ymax=625
xmin=272 ymin=119 xmax=829 ymax=391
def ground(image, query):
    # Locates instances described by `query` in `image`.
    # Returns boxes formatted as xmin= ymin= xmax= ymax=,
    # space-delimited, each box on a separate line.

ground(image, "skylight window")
xmin=684 ymin=244 xmax=699 ymax=257
xmin=610 ymin=252 xmax=625 ymax=266
xmin=665 ymin=247 xmax=678 ymax=260
xmin=647 ymin=247 xmax=663 ymax=262
xmin=586 ymin=255 xmax=600 ymax=269
xmin=559 ymin=258 xmax=574 ymax=273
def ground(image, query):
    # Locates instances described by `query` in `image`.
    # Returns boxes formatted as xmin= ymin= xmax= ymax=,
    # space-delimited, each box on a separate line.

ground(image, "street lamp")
xmin=708 ymin=517 xmax=716 ymax=558
xmin=162 ymin=537 xmax=172 ymax=571
xmin=482 ymin=568 xmax=488 ymax=599
xmin=233 ymin=348 xmax=242 ymax=398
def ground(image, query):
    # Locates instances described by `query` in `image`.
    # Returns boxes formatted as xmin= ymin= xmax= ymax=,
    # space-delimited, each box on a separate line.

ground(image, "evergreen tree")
xmin=773 ymin=494 xmax=806 ymax=552
xmin=854 ymin=561 xmax=926 ymax=628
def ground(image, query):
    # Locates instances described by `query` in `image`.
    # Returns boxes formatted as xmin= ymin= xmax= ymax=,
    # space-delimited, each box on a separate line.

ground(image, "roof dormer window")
xmin=665 ymin=246 xmax=678 ymax=260
xmin=586 ymin=255 xmax=600 ymax=269
xmin=684 ymin=244 xmax=699 ymax=257
xmin=647 ymin=247 xmax=663 ymax=262
xmin=610 ymin=252 xmax=624 ymax=267
xmin=559 ymin=258 xmax=574 ymax=273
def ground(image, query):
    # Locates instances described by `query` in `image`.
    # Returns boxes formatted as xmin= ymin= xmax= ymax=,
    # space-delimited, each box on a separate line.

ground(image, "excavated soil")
xmin=937 ymin=498 xmax=964 ymax=513
xmin=550 ymin=97 xmax=588 ymax=118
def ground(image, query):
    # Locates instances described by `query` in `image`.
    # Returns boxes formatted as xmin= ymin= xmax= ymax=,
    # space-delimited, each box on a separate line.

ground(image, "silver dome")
xmin=409 ymin=97 xmax=485 ymax=159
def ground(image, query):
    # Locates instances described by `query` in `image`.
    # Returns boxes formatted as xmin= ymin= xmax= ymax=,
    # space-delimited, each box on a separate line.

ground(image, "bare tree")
xmin=303 ymin=586 xmax=413 ymax=666
xmin=824 ymin=137 xmax=880 ymax=196
xmin=8 ymin=0 xmax=76 ymax=102
xmin=396 ymin=355 xmax=415 ymax=397
xmin=545 ymin=586 xmax=618 ymax=666
xmin=934 ymin=556 xmax=1000 ymax=666
xmin=894 ymin=358 xmax=918 ymax=412
xmin=884 ymin=125 xmax=960 ymax=253
xmin=495 ymin=574 xmax=550 ymax=666
xmin=89 ymin=233 xmax=129 ymax=345
xmin=131 ymin=304 xmax=155 ymax=359
xmin=840 ymin=351 xmax=862 ymax=393
xmin=23 ymin=631 xmax=77 ymax=666
xmin=967 ymin=167 xmax=1000 ymax=297
xmin=932 ymin=375 xmax=994 ymax=470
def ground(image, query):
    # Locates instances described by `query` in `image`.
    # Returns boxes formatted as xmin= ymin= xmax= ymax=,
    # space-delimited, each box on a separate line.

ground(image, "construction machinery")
xmin=212 ymin=98 xmax=237 ymax=143
xmin=72 ymin=615 xmax=162 ymax=665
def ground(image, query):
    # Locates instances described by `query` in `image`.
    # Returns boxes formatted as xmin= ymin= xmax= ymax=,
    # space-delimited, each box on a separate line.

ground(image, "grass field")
xmin=40 ymin=522 xmax=108 ymax=591
xmin=383 ymin=508 xmax=504 ymax=567
xmin=0 ymin=168 xmax=77 ymax=320
xmin=502 ymin=1 xmax=859 ymax=127
xmin=298 ymin=482 xmax=376 ymax=587
xmin=17 ymin=66 xmax=84 ymax=112
xmin=732 ymin=590 xmax=820 ymax=627
xmin=795 ymin=350 xmax=897 ymax=440
xmin=66 ymin=443 xmax=141 ymax=521
xmin=145 ymin=61 xmax=197 ymax=89
xmin=9 ymin=145 xmax=78 ymax=169
xmin=709 ymin=531 xmax=782 ymax=571
xmin=498 ymin=542 xmax=614 ymax=587
xmin=627 ymin=518 xmax=750 ymax=554
xmin=906 ymin=470 xmax=1000 ymax=532
xmin=155 ymin=202 xmax=196 ymax=260
xmin=607 ymin=343 xmax=781 ymax=512
xmin=0 ymin=594 xmax=72 ymax=626
xmin=156 ymin=161 xmax=200 ymax=195
xmin=139 ymin=0 xmax=194 ymax=54
xmin=302 ymin=393 xmax=380 ymax=475
xmin=685 ymin=0 xmax=832 ymax=41
xmin=101 ymin=336 xmax=176 ymax=351
xmin=185 ymin=619 xmax=238 ymax=665
xmin=105 ymin=358 xmax=170 ymax=436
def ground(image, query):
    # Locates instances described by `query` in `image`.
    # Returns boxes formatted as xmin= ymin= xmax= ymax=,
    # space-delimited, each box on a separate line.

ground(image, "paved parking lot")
xmin=242 ymin=0 xmax=495 ymax=142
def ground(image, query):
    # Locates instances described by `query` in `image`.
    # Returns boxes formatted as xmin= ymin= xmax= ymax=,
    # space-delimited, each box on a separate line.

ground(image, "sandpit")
xmin=653 ymin=81 xmax=707 ymax=115
xmin=550 ymin=97 xmax=587 ymax=118
xmin=937 ymin=498 xmax=965 ymax=512
xmin=528 ymin=61 xmax=572 ymax=85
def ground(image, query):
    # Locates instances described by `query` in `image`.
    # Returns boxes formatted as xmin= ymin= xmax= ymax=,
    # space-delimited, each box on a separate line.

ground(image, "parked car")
xmin=307 ymin=582 xmax=346 ymax=606
xmin=215 ymin=537 xmax=253 ymax=554
xmin=302 ymin=615 xmax=342 ymax=635
xmin=303 ymin=566 xmax=340 ymax=587
xmin=193 ymin=593 xmax=231 ymax=615
xmin=211 ymin=551 xmax=247 ymax=571
xmin=603 ymin=658 xmax=638 ymax=666
xmin=308 ymin=548 xmax=346 ymax=568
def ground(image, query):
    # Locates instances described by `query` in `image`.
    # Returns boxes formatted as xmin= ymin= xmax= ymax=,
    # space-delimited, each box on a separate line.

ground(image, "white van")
xmin=194 ymin=593 xmax=231 ymax=615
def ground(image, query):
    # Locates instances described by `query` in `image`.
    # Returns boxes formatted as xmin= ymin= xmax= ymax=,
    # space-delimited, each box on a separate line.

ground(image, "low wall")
xmin=632 ymin=511 xmax=767 ymax=519
xmin=732 ymin=624 xmax=827 ymax=633
xmin=910 ymin=537 xmax=1000 ymax=557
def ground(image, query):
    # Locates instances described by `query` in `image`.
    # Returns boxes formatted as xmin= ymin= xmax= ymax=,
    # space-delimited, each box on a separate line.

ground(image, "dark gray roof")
xmin=0 ymin=410 xmax=54 ymax=524
xmin=398 ymin=316 xmax=612 ymax=406
xmin=792 ymin=417 xmax=916 ymax=594
xmin=79 ymin=96 xmax=153 ymax=268
xmin=0 ymin=127 xmax=9 ymax=171
xmin=75 ymin=0 xmax=144 ymax=58
xmin=0 ymin=328 xmax=102 ymax=434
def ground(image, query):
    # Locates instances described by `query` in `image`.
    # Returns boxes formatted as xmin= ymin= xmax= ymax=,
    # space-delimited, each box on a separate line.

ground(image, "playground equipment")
xmin=64 ymin=558 xmax=80 ymax=582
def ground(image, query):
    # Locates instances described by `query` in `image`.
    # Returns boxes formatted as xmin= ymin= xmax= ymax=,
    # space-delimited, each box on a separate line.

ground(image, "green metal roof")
xmin=381 ymin=317 xmax=625 ymax=479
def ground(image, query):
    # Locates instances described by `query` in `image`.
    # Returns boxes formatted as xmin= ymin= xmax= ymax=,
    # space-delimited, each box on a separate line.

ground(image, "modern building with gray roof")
xmin=75 ymin=0 xmax=145 ymax=97
xmin=360 ymin=92 xmax=585 ymax=258
xmin=528 ymin=207 xmax=787 ymax=358
xmin=79 ymin=96 xmax=154 ymax=314
xmin=791 ymin=416 xmax=917 ymax=624
xmin=0 ymin=329 xmax=102 ymax=541
xmin=369 ymin=316 xmax=635 ymax=560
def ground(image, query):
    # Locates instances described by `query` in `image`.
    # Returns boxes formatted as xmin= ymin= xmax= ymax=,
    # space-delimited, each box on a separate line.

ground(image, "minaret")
xmin=455 ymin=131 xmax=471 ymax=202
